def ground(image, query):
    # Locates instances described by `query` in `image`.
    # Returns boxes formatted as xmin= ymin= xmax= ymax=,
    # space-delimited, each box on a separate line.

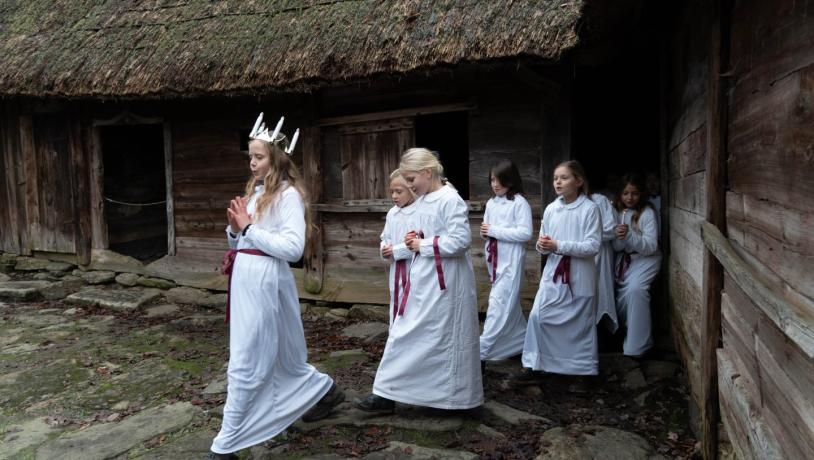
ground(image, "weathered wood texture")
xmin=23 ymin=113 xmax=77 ymax=254
xmin=714 ymin=1 xmax=814 ymax=457
xmin=0 ymin=102 xmax=23 ymax=253
xmin=339 ymin=119 xmax=413 ymax=200
xmin=665 ymin=0 xmax=711 ymax=426
xmin=301 ymin=126 xmax=325 ymax=294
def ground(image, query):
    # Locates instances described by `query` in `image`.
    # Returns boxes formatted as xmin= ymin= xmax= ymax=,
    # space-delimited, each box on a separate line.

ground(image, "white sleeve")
xmin=624 ymin=208 xmax=659 ymax=255
xmin=226 ymin=225 xmax=240 ymax=249
xmin=556 ymin=204 xmax=601 ymax=258
xmin=488 ymin=199 xmax=533 ymax=243
xmin=419 ymin=196 xmax=471 ymax=257
xmin=242 ymin=191 xmax=306 ymax=262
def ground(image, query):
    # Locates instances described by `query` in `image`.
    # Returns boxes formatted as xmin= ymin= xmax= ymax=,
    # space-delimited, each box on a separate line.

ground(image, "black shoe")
xmin=302 ymin=383 xmax=346 ymax=422
xmin=205 ymin=451 xmax=237 ymax=460
xmin=355 ymin=393 xmax=395 ymax=414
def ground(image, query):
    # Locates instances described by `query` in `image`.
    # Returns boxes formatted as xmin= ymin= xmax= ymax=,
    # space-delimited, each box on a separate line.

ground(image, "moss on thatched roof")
xmin=0 ymin=0 xmax=583 ymax=98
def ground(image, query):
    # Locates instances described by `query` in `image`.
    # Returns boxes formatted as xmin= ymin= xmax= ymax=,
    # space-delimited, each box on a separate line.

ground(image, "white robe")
xmin=479 ymin=194 xmax=533 ymax=361
xmin=590 ymin=194 xmax=619 ymax=332
xmin=522 ymin=194 xmax=601 ymax=375
xmin=613 ymin=206 xmax=661 ymax=357
xmin=212 ymin=185 xmax=333 ymax=454
xmin=373 ymin=184 xmax=483 ymax=409
xmin=380 ymin=202 xmax=418 ymax=326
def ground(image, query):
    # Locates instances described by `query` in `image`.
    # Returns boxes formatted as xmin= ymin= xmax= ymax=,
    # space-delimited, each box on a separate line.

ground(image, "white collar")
xmin=556 ymin=193 xmax=587 ymax=210
xmin=422 ymin=183 xmax=453 ymax=203
xmin=393 ymin=201 xmax=417 ymax=215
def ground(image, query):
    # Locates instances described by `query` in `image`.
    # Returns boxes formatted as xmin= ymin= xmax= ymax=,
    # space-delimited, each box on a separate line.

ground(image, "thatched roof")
xmin=0 ymin=0 xmax=584 ymax=98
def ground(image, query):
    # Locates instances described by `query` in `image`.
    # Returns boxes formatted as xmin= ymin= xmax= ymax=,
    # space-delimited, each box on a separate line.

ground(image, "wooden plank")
xmin=69 ymin=113 xmax=91 ymax=265
xmin=669 ymin=171 xmax=707 ymax=215
xmin=164 ymin=122 xmax=175 ymax=256
xmin=701 ymin=6 xmax=729 ymax=453
xmin=301 ymin=126 xmax=324 ymax=294
xmin=89 ymin=127 xmax=108 ymax=249
xmin=0 ymin=104 xmax=21 ymax=253
xmin=755 ymin=338 xmax=814 ymax=458
xmin=721 ymin=278 xmax=760 ymax=388
xmin=701 ymin=222 xmax=814 ymax=358
xmin=717 ymin=348 xmax=782 ymax=460
xmin=728 ymin=0 xmax=814 ymax=108
xmin=727 ymin=67 xmax=814 ymax=215
xmin=727 ymin=218 xmax=814 ymax=301
xmin=317 ymin=102 xmax=476 ymax=127
xmin=20 ymin=115 xmax=39 ymax=252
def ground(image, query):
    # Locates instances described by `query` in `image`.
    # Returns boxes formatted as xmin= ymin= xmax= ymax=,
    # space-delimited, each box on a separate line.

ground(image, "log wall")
xmin=665 ymin=0 xmax=711 ymax=415
xmin=714 ymin=0 xmax=814 ymax=458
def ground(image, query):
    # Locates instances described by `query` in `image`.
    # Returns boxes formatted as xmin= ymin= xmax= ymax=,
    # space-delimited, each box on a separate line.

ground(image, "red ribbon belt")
xmin=486 ymin=237 xmax=498 ymax=283
xmin=397 ymin=232 xmax=446 ymax=317
xmin=553 ymin=255 xmax=573 ymax=296
xmin=616 ymin=251 xmax=634 ymax=282
xmin=221 ymin=248 xmax=269 ymax=323
xmin=393 ymin=259 xmax=408 ymax=319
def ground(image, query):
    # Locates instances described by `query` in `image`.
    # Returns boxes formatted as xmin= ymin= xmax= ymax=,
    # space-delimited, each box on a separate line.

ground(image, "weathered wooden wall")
xmin=664 ymin=0 xmax=710 ymax=418
xmin=0 ymin=101 xmax=89 ymax=258
xmin=714 ymin=0 xmax=814 ymax=458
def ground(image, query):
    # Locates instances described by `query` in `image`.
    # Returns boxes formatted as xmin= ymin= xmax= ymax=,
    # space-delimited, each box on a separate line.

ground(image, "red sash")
xmin=397 ymin=232 xmax=446 ymax=317
xmin=553 ymin=255 xmax=573 ymax=296
xmin=221 ymin=248 xmax=269 ymax=323
xmin=486 ymin=237 xmax=498 ymax=283
xmin=616 ymin=252 xmax=634 ymax=282
xmin=393 ymin=259 xmax=408 ymax=319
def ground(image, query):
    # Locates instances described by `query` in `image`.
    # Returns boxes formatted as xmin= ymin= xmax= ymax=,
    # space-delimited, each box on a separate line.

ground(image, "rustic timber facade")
xmin=0 ymin=1 xmax=812 ymax=458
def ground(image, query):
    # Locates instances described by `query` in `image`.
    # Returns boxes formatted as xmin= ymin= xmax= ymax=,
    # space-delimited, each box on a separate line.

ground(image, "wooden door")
xmin=339 ymin=118 xmax=414 ymax=201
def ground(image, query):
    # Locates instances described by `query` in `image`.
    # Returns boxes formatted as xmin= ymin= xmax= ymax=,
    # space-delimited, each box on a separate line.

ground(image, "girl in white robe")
xmin=612 ymin=173 xmax=661 ymax=357
xmin=211 ymin=129 xmax=342 ymax=458
xmin=380 ymin=171 xmax=418 ymax=326
xmin=590 ymin=193 xmax=619 ymax=333
xmin=357 ymin=148 xmax=483 ymax=412
xmin=479 ymin=160 xmax=533 ymax=361
xmin=522 ymin=161 xmax=601 ymax=376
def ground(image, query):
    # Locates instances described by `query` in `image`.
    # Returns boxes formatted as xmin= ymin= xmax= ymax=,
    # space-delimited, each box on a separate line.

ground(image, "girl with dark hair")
xmin=479 ymin=160 xmax=533 ymax=362
xmin=612 ymin=173 xmax=661 ymax=357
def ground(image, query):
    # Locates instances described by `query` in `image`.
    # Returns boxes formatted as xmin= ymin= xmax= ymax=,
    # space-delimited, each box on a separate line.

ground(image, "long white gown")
xmin=522 ymin=194 xmax=601 ymax=375
xmin=373 ymin=184 xmax=483 ymax=409
xmin=212 ymin=185 xmax=333 ymax=454
xmin=590 ymin=194 xmax=619 ymax=332
xmin=479 ymin=194 xmax=533 ymax=361
xmin=380 ymin=202 xmax=418 ymax=326
xmin=613 ymin=206 xmax=661 ymax=357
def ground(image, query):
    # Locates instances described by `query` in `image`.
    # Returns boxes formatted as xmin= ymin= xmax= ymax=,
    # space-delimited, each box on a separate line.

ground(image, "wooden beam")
xmin=89 ymin=127 xmax=108 ymax=249
xmin=317 ymin=102 xmax=476 ymax=127
xmin=164 ymin=122 xmax=176 ymax=256
xmin=1 ymin=104 xmax=21 ymax=253
xmin=700 ymin=1 xmax=730 ymax=457
xmin=701 ymin=221 xmax=814 ymax=358
xmin=69 ymin=111 xmax=92 ymax=265
xmin=301 ymin=126 xmax=324 ymax=294
xmin=19 ymin=115 xmax=38 ymax=254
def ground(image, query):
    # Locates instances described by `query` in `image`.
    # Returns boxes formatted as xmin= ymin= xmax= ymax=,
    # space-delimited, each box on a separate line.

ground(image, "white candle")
xmin=271 ymin=116 xmax=284 ymax=142
xmin=287 ymin=129 xmax=300 ymax=154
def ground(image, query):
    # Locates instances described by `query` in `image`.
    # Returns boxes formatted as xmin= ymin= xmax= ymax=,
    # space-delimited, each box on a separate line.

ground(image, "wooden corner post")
xmin=301 ymin=126 xmax=324 ymax=294
xmin=701 ymin=0 xmax=730 ymax=458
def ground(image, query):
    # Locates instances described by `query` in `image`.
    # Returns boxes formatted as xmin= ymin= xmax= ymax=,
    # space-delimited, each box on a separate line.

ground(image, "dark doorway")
xmin=571 ymin=3 xmax=670 ymax=353
xmin=415 ymin=111 xmax=470 ymax=199
xmin=100 ymin=124 xmax=167 ymax=261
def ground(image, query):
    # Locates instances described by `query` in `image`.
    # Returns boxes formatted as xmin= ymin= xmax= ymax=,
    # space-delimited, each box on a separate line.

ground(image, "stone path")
xmin=0 ymin=254 xmax=697 ymax=459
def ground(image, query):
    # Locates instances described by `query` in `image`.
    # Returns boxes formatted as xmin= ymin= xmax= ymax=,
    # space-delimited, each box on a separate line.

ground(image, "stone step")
xmin=0 ymin=281 xmax=53 ymax=301
xmin=65 ymin=288 xmax=161 ymax=311
xmin=35 ymin=402 xmax=201 ymax=460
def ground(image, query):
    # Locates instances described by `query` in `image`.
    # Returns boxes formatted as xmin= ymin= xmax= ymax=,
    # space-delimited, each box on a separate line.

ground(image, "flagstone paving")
xmin=0 ymin=263 xmax=698 ymax=459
